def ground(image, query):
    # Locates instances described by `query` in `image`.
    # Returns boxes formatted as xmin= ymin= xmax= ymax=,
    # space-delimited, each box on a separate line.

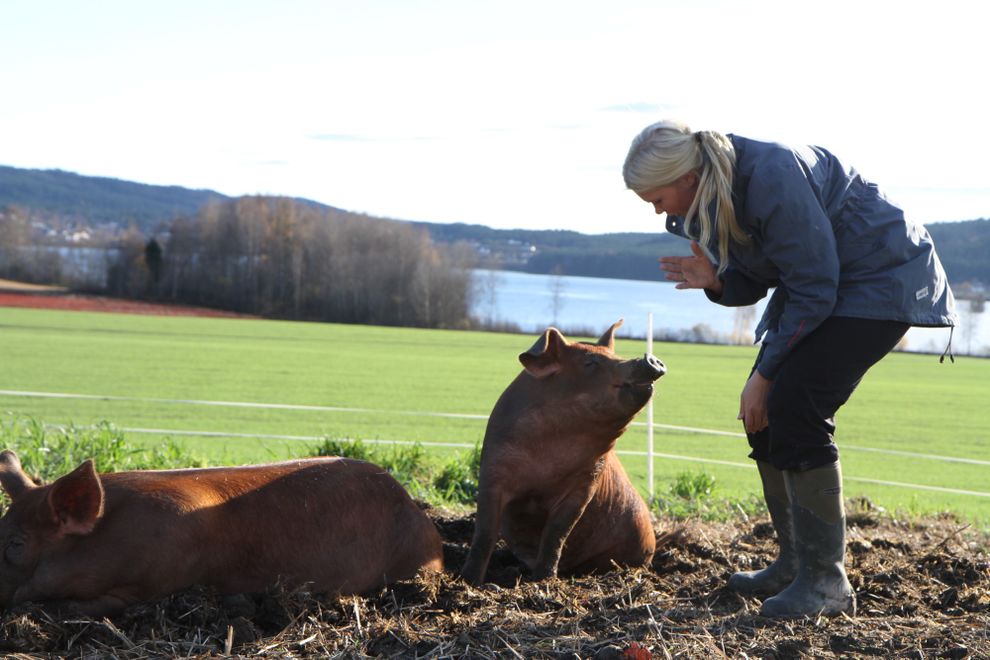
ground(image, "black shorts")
xmin=747 ymin=316 xmax=910 ymax=471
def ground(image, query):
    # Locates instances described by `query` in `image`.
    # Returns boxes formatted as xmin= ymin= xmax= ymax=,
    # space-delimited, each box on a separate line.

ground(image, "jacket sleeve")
xmin=747 ymin=156 xmax=840 ymax=380
xmin=706 ymin=266 xmax=769 ymax=307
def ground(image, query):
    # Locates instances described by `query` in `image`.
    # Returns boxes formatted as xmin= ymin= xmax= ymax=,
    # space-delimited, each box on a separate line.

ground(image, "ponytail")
xmin=623 ymin=121 xmax=747 ymax=274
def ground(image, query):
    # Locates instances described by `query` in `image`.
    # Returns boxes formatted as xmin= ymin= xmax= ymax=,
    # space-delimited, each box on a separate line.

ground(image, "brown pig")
xmin=461 ymin=320 xmax=665 ymax=584
xmin=0 ymin=451 xmax=443 ymax=615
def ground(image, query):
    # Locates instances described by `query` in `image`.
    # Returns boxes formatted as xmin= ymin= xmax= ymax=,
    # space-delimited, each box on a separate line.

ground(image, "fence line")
xmin=40 ymin=423 xmax=990 ymax=500
xmin=5 ymin=388 xmax=989 ymax=467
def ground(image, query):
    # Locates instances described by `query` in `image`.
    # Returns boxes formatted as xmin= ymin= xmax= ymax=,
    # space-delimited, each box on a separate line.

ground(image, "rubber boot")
xmin=760 ymin=461 xmax=856 ymax=618
xmin=728 ymin=461 xmax=797 ymax=595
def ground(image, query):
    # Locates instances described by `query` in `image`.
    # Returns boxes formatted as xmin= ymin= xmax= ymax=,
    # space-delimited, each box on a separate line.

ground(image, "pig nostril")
xmin=642 ymin=353 xmax=667 ymax=378
xmin=645 ymin=353 xmax=665 ymax=369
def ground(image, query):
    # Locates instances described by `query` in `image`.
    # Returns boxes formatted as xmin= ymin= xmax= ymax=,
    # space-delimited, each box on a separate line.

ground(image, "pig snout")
xmin=620 ymin=353 xmax=666 ymax=402
xmin=643 ymin=353 xmax=666 ymax=380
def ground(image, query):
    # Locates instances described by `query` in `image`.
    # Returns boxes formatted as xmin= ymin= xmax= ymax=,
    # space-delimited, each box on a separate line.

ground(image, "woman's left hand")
xmin=738 ymin=371 xmax=772 ymax=434
xmin=659 ymin=241 xmax=721 ymax=294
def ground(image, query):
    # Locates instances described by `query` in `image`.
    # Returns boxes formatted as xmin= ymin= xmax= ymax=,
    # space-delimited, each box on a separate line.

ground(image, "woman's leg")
xmin=758 ymin=316 xmax=909 ymax=617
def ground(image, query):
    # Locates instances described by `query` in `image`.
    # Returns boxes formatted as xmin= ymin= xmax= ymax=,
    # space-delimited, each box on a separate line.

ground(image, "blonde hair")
xmin=622 ymin=119 xmax=747 ymax=274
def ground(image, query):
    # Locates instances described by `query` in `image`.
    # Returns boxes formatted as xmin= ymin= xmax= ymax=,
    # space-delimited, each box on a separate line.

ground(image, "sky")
xmin=2 ymin=0 xmax=988 ymax=235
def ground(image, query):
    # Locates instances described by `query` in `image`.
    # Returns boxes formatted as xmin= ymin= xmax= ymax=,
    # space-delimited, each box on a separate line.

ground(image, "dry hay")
xmin=1 ymin=504 xmax=987 ymax=659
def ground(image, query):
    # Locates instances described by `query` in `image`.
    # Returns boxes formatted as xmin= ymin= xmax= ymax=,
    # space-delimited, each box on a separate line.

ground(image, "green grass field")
xmin=1 ymin=306 xmax=987 ymax=528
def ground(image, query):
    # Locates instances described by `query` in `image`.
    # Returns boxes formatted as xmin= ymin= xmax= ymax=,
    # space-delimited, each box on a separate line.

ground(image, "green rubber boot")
xmin=760 ymin=462 xmax=856 ymax=618
xmin=728 ymin=461 xmax=797 ymax=595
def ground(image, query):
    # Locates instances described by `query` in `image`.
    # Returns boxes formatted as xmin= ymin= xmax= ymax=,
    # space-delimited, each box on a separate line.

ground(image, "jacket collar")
xmin=665 ymin=213 xmax=688 ymax=238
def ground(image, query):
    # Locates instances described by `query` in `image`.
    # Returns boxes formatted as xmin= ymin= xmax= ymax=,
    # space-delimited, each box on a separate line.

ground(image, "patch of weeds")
xmin=847 ymin=495 xmax=887 ymax=527
xmin=432 ymin=444 xmax=482 ymax=504
xmin=314 ymin=437 xmax=378 ymax=463
xmin=0 ymin=414 xmax=204 ymax=485
xmin=670 ymin=471 xmax=717 ymax=500
xmin=652 ymin=470 xmax=762 ymax=521
xmin=312 ymin=437 xmax=481 ymax=507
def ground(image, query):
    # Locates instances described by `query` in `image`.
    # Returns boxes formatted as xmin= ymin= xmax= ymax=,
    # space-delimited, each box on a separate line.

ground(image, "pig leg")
xmin=531 ymin=483 xmax=596 ymax=580
xmin=461 ymin=487 xmax=505 ymax=585
xmin=11 ymin=555 xmax=145 ymax=616
xmin=13 ymin=578 xmax=135 ymax=617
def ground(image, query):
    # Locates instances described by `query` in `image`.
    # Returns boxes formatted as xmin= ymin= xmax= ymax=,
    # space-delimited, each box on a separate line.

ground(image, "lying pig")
xmin=0 ymin=451 xmax=443 ymax=615
xmin=461 ymin=320 xmax=665 ymax=584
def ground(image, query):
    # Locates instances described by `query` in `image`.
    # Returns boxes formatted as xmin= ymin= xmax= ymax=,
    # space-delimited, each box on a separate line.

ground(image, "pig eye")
xmin=3 ymin=537 xmax=26 ymax=565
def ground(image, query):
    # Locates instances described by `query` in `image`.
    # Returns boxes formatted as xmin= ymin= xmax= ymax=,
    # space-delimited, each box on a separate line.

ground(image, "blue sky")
xmin=2 ymin=0 xmax=987 ymax=234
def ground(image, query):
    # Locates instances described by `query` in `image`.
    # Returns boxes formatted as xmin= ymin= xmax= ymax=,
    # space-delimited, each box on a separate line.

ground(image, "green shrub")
xmin=653 ymin=470 xmax=764 ymax=521
xmin=433 ymin=443 xmax=482 ymax=504
xmin=314 ymin=437 xmax=377 ymax=463
xmin=670 ymin=471 xmax=717 ymax=500
xmin=0 ymin=415 xmax=203 ymax=486
xmin=312 ymin=436 xmax=481 ymax=506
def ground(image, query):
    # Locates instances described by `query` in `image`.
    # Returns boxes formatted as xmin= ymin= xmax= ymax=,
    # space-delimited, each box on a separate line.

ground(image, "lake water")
xmin=471 ymin=269 xmax=987 ymax=357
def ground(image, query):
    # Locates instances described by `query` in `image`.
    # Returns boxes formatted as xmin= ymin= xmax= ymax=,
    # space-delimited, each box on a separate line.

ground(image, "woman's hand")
xmin=659 ymin=241 xmax=721 ymax=294
xmin=739 ymin=371 xmax=772 ymax=434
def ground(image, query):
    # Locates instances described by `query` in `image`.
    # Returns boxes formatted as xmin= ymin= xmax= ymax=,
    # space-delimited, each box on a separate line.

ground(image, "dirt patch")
xmin=0 ymin=279 xmax=68 ymax=294
xmin=0 ymin=289 xmax=255 ymax=319
xmin=1 ymin=507 xmax=987 ymax=658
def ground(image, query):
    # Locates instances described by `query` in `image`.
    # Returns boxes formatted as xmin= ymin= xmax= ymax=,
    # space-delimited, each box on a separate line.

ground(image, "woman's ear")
xmin=679 ymin=171 xmax=699 ymax=188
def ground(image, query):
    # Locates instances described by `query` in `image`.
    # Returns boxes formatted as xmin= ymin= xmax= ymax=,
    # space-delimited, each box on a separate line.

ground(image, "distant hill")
xmin=415 ymin=219 xmax=990 ymax=288
xmin=0 ymin=164 xmax=231 ymax=231
xmin=926 ymin=219 xmax=989 ymax=288
xmin=2 ymin=164 xmax=987 ymax=286
xmin=412 ymin=221 xmax=687 ymax=280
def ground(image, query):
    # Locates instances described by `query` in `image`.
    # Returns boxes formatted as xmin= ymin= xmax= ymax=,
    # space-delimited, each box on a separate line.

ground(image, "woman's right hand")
xmin=739 ymin=370 xmax=771 ymax=434
xmin=659 ymin=241 xmax=721 ymax=293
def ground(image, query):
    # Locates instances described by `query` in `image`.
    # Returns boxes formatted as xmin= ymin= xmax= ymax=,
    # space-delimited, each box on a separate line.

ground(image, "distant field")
xmin=1 ymin=306 xmax=987 ymax=527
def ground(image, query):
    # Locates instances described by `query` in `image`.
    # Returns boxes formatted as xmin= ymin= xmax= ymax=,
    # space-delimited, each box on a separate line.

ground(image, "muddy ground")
xmin=0 ymin=504 xmax=987 ymax=659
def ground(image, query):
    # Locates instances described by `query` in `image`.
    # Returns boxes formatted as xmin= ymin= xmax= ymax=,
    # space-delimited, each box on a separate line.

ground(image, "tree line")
xmin=4 ymin=163 xmax=987 ymax=287
xmin=422 ymin=219 xmax=990 ymax=288
xmin=1 ymin=198 xmax=478 ymax=329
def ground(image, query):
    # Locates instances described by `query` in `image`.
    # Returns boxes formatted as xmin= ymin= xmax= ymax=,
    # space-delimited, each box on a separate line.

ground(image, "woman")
xmin=623 ymin=120 xmax=956 ymax=618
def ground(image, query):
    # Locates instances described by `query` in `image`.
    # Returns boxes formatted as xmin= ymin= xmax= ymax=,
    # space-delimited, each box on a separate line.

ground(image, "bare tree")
xmin=106 ymin=225 xmax=149 ymax=297
xmin=473 ymin=256 xmax=504 ymax=327
xmin=731 ymin=305 xmax=757 ymax=345
xmin=157 ymin=196 xmax=475 ymax=328
xmin=961 ymin=294 xmax=986 ymax=356
xmin=0 ymin=207 xmax=32 ymax=281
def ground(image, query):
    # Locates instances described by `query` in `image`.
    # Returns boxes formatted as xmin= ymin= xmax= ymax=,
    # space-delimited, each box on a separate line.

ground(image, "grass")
xmin=313 ymin=437 xmax=482 ymax=505
xmin=0 ymin=306 xmax=987 ymax=527
xmin=0 ymin=415 xmax=204 ymax=483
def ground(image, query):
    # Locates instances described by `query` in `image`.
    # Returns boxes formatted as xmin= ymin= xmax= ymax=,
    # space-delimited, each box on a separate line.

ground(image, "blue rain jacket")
xmin=665 ymin=134 xmax=957 ymax=379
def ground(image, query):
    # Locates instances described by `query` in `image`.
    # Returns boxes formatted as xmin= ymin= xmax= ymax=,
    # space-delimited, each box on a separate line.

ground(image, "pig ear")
xmin=0 ymin=450 xmax=36 ymax=501
xmin=519 ymin=327 xmax=567 ymax=378
xmin=596 ymin=319 xmax=624 ymax=350
xmin=47 ymin=460 xmax=105 ymax=536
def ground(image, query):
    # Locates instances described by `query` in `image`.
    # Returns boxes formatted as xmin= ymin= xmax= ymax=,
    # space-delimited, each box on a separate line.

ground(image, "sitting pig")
xmin=461 ymin=320 xmax=665 ymax=584
xmin=0 ymin=451 xmax=443 ymax=615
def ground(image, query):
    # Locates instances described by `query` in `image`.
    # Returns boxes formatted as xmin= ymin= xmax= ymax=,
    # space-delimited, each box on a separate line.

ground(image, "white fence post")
xmin=647 ymin=312 xmax=655 ymax=501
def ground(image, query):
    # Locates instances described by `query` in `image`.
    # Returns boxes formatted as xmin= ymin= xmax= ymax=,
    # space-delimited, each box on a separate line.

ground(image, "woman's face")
xmin=635 ymin=171 xmax=699 ymax=217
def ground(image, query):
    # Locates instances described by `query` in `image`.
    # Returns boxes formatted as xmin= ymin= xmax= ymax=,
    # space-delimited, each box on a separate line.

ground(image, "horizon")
xmin=2 ymin=0 xmax=987 ymax=235
xmin=5 ymin=162 xmax=986 ymax=236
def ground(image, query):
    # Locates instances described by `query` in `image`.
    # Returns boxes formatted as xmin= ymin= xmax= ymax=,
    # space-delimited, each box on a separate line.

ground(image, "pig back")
xmin=99 ymin=457 xmax=443 ymax=597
